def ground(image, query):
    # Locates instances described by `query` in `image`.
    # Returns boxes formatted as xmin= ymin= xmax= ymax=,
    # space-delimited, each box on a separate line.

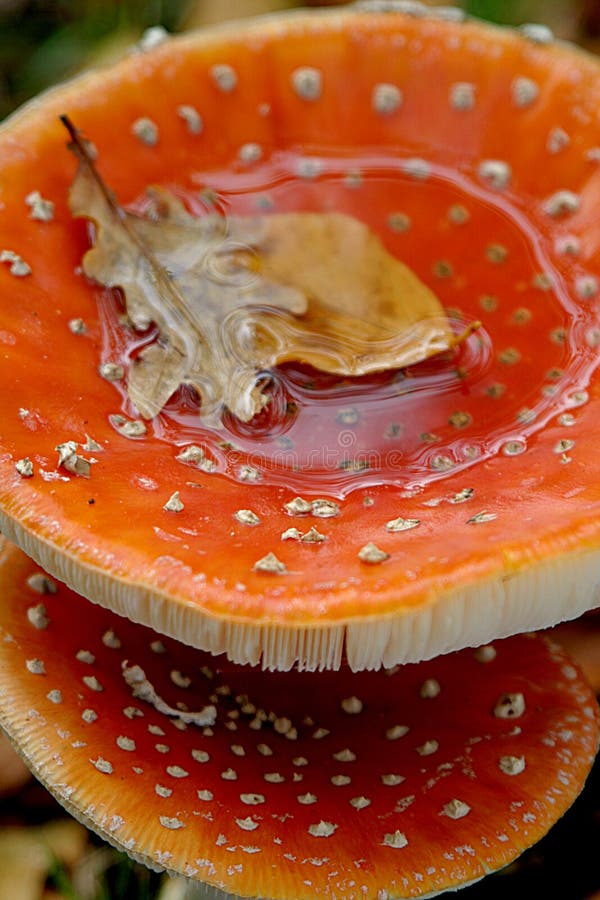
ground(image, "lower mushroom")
xmin=0 ymin=536 xmax=597 ymax=899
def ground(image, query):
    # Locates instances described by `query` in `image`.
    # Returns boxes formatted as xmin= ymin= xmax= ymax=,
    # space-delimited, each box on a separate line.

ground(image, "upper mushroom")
xmin=0 ymin=5 xmax=600 ymax=669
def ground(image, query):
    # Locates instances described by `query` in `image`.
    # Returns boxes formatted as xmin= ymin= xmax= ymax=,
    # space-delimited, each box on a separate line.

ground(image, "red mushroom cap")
xmin=0 ymin=537 xmax=597 ymax=898
xmin=1 ymin=8 xmax=600 ymax=669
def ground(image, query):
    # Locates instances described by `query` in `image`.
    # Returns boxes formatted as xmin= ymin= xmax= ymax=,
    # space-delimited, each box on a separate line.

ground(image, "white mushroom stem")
xmin=121 ymin=662 xmax=216 ymax=727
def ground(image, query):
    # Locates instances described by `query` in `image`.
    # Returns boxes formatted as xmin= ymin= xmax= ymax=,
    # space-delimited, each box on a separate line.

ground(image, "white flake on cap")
xmin=494 ymin=692 xmax=526 ymax=719
xmin=236 ymin=817 xmax=259 ymax=831
xmin=385 ymin=516 xmax=420 ymax=532
xmin=170 ymin=670 xmax=191 ymax=689
xmin=478 ymin=160 xmax=511 ymax=190
xmin=372 ymin=83 xmax=403 ymax=115
xmin=167 ymin=766 xmax=189 ymax=779
xmin=341 ymin=696 xmax=363 ymax=714
xmin=102 ymin=630 xmax=121 ymax=649
xmin=15 ymin=457 xmax=34 ymax=477
xmin=382 ymin=830 xmax=408 ymax=849
xmin=381 ymin=774 xmax=404 ymax=786
xmin=239 ymin=143 xmax=263 ymax=164
xmin=301 ymin=526 xmax=327 ymax=543
xmin=331 ymin=775 xmax=352 ymax=786
xmin=291 ymin=67 xmax=322 ymax=101
xmin=416 ymin=739 xmax=439 ymax=756
xmin=358 ymin=542 xmax=389 ymax=564
xmin=511 ymin=76 xmax=539 ymax=108
xmin=543 ymin=190 xmax=580 ymax=217
xmin=311 ymin=499 xmax=340 ymax=518
xmin=177 ymin=105 xmax=203 ymax=134
xmin=235 ymin=509 xmax=261 ymax=526
xmin=401 ymin=158 xmax=431 ymax=181
xmin=122 ymin=662 xmax=216 ymax=726
xmin=25 ymin=190 xmax=54 ymax=222
xmin=163 ymin=491 xmax=184 ymax=513
xmin=0 ymin=250 xmax=31 ymax=276
xmin=241 ymin=793 xmax=265 ymax=805
xmin=27 ymin=573 xmax=57 ymax=595
xmin=160 ymin=816 xmax=185 ymax=830
xmin=474 ymin=645 xmax=497 ymax=663
xmin=284 ymin=497 xmax=313 ymax=516
xmin=333 ymin=748 xmax=357 ymax=762
xmin=441 ymin=799 xmax=471 ymax=819
xmin=576 ymin=276 xmax=598 ymax=299
xmin=449 ymin=82 xmax=475 ymax=110
xmin=386 ymin=725 xmax=409 ymax=740
xmin=308 ymin=821 xmax=337 ymax=837
xmin=192 ymin=749 xmax=210 ymax=763
xmin=27 ymin=604 xmax=49 ymax=630
xmin=131 ymin=117 xmax=159 ymax=146
xmin=26 ymin=658 xmax=45 ymax=675
xmin=253 ymin=552 xmax=288 ymax=574
xmin=519 ymin=23 xmax=554 ymax=43
xmin=136 ymin=26 xmax=168 ymax=51
xmin=547 ymin=127 xmax=570 ymax=154
xmin=499 ymin=755 xmax=527 ymax=775
xmin=210 ymin=64 xmax=237 ymax=93
xmin=420 ymin=679 xmax=441 ymax=698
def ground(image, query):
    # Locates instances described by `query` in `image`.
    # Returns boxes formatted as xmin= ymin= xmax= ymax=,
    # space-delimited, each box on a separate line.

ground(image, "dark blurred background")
xmin=0 ymin=1 xmax=599 ymax=898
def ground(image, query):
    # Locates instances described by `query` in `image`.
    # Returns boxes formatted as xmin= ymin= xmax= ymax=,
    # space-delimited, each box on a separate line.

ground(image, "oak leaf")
xmin=65 ymin=117 xmax=453 ymax=423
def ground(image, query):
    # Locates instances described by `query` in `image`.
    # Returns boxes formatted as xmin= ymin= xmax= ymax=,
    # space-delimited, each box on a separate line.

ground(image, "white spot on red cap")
xmin=341 ymin=696 xmax=363 ymax=714
xmin=160 ymin=816 xmax=185 ymax=830
xmin=499 ymin=755 xmax=526 ymax=775
xmin=241 ymin=793 xmax=265 ymax=806
xmin=441 ymin=799 xmax=471 ymax=819
xmin=416 ymin=740 xmax=439 ymax=756
xmin=382 ymin=830 xmax=408 ymax=849
xmin=291 ymin=67 xmax=322 ymax=101
xmin=26 ymin=658 xmax=45 ymax=675
xmin=372 ymin=83 xmax=403 ymax=115
xmin=420 ymin=679 xmax=441 ymax=699
xmin=474 ymin=645 xmax=497 ymax=663
xmin=210 ymin=64 xmax=237 ymax=93
xmin=494 ymin=693 xmax=526 ymax=719
xmin=308 ymin=821 xmax=337 ymax=838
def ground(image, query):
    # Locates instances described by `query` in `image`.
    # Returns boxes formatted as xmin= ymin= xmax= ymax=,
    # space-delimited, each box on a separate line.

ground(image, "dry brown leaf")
xmin=65 ymin=117 xmax=453 ymax=423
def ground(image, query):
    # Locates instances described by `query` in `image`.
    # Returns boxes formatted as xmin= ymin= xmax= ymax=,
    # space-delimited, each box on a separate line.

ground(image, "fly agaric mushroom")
xmin=1 ymin=5 xmax=600 ymax=675
xmin=0 ymin=536 xmax=597 ymax=898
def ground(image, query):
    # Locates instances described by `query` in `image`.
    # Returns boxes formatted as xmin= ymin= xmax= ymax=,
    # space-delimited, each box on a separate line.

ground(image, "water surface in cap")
xmin=97 ymin=150 xmax=598 ymax=497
